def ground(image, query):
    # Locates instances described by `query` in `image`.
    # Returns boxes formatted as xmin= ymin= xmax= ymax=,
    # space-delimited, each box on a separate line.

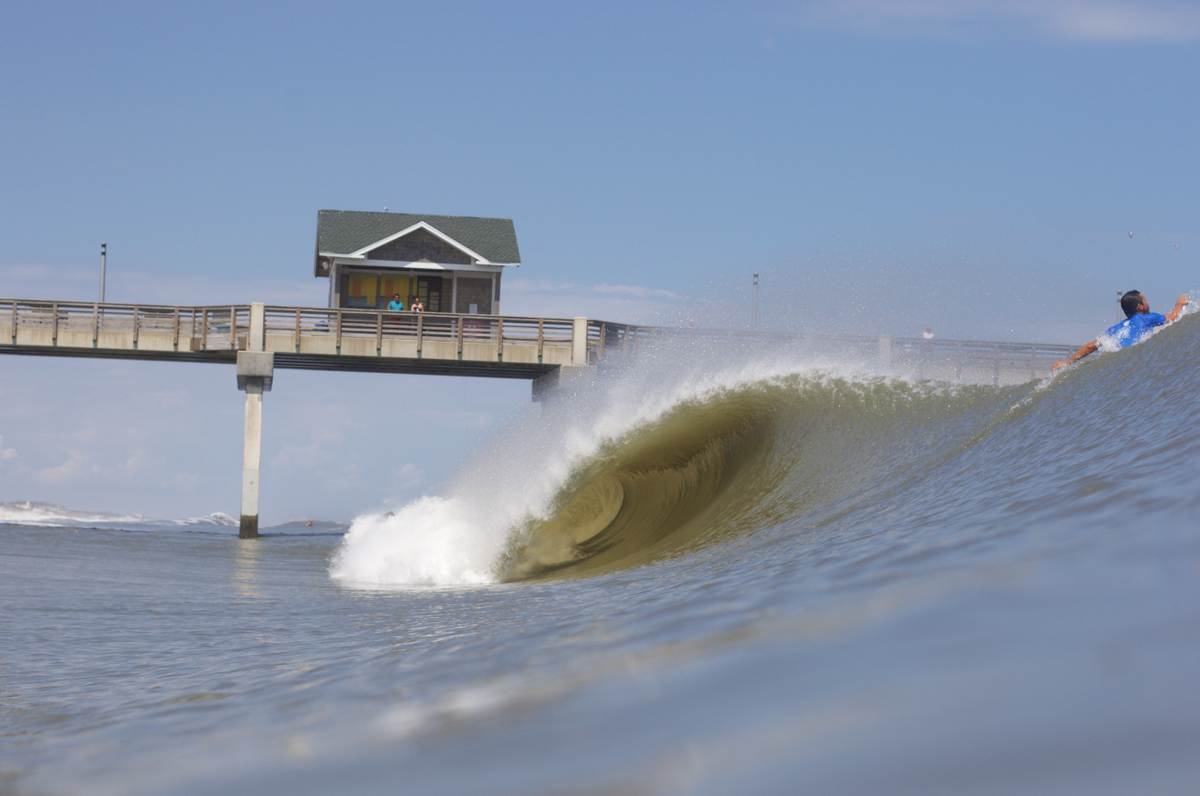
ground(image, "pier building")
xmin=314 ymin=210 xmax=520 ymax=315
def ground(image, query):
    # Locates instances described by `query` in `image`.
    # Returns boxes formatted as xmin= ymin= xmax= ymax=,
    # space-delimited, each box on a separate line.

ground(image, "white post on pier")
xmin=236 ymin=303 xmax=273 ymax=539
xmin=572 ymin=317 xmax=588 ymax=366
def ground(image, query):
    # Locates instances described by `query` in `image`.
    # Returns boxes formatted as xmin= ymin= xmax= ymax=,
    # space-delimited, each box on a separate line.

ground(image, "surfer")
xmin=1052 ymin=291 xmax=1189 ymax=372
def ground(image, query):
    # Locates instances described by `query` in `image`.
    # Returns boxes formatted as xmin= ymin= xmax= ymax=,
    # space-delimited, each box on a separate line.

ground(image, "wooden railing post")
xmin=294 ymin=309 xmax=301 ymax=351
xmin=132 ymin=306 xmax=140 ymax=348
xmin=416 ymin=312 xmax=424 ymax=357
xmin=496 ymin=317 xmax=504 ymax=360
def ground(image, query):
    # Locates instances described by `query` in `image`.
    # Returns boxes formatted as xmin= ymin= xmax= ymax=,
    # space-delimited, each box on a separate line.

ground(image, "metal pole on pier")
xmin=752 ymin=273 xmax=759 ymax=330
xmin=99 ymin=244 xmax=106 ymax=303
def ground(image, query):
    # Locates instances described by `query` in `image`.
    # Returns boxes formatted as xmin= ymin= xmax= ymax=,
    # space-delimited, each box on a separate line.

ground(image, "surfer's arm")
xmin=1052 ymin=340 xmax=1098 ymax=372
xmin=1165 ymin=295 xmax=1189 ymax=323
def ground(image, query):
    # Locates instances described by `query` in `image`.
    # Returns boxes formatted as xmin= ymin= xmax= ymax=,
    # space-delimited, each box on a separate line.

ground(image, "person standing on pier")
xmin=411 ymin=297 xmax=425 ymax=313
xmin=387 ymin=294 xmax=405 ymax=312
xmin=1052 ymin=291 xmax=1189 ymax=372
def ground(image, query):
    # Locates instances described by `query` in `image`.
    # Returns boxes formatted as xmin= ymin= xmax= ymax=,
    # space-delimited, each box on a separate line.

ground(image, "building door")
xmin=417 ymin=276 xmax=442 ymax=313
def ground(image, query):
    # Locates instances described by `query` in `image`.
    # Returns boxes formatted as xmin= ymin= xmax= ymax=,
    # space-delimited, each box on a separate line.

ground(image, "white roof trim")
xmin=331 ymin=257 xmax=508 ymax=274
xmin=347 ymin=221 xmax=492 ymax=264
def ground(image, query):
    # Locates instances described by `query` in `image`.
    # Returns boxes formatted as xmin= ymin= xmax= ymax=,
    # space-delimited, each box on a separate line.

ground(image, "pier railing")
xmin=259 ymin=305 xmax=585 ymax=356
xmin=1 ymin=300 xmax=591 ymax=358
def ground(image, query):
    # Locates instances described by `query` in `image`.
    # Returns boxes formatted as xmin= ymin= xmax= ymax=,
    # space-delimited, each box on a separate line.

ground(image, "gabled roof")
xmin=316 ymin=210 xmax=521 ymax=265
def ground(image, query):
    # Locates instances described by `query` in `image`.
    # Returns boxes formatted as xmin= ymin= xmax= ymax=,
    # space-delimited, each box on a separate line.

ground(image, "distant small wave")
xmin=0 ymin=505 xmax=248 ymax=530
xmin=167 ymin=512 xmax=239 ymax=527
xmin=0 ymin=501 xmax=147 ymax=526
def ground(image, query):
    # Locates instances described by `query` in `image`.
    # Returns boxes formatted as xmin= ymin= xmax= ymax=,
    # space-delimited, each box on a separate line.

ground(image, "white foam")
xmin=329 ymin=497 xmax=507 ymax=587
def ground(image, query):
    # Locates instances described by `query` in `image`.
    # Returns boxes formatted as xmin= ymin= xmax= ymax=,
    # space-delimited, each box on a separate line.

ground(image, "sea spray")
xmin=330 ymin=497 xmax=504 ymax=586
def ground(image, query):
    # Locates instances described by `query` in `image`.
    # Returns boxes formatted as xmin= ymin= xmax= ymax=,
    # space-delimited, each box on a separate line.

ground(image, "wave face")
xmin=331 ymin=313 xmax=1200 ymax=587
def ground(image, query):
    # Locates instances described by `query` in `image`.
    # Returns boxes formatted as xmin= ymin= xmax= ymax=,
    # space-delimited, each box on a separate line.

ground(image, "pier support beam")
xmin=239 ymin=382 xmax=264 ymax=538
xmin=236 ymin=303 xmax=273 ymax=539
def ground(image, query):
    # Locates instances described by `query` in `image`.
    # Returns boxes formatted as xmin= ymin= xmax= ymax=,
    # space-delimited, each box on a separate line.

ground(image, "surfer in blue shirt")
xmin=1052 ymin=291 xmax=1188 ymax=372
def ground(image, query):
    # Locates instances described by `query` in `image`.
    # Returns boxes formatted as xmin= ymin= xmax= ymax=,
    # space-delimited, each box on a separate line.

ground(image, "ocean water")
xmin=4 ymin=315 xmax=1200 ymax=796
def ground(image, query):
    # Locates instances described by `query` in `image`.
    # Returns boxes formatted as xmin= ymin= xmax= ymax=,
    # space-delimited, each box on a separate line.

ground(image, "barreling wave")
xmin=330 ymin=311 xmax=1200 ymax=588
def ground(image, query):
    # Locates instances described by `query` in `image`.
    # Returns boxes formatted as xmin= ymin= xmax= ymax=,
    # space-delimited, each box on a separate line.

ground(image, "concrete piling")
xmin=236 ymin=303 xmax=273 ymax=539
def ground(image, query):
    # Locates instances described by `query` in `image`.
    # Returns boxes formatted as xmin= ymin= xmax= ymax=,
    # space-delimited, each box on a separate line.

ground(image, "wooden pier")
xmin=0 ymin=299 xmax=633 ymax=378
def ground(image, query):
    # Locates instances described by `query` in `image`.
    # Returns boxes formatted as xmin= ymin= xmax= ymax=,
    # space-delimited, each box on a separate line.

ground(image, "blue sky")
xmin=2 ymin=0 xmax=1198 ymax=521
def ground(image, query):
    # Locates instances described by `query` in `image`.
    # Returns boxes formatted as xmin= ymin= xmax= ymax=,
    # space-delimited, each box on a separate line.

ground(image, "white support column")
xmin=237 ymin=303 xmax=272 ymax=539
xmin=240 ymin=383 xmax=263 ymax=539
xmin=572 ymin=317 xmax=588 ymax=366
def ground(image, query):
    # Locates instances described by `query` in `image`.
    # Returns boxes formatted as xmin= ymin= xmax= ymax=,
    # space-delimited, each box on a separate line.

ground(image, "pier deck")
xmin=0 ymin=300 xmax=634 ymax=379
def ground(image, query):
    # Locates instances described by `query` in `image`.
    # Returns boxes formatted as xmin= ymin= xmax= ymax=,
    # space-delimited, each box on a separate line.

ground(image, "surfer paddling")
xmin=1052 ymin=291 xmax=1189 ymax=372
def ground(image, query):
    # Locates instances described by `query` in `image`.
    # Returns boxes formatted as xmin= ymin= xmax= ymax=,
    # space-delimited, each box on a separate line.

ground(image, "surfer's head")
xmin=1120 ymin=291 xmax=1148 ymax=318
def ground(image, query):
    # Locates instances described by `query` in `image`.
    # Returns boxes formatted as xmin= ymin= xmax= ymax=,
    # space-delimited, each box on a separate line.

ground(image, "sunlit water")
xmin=4 ymin=316 xmax=1200 ymax=795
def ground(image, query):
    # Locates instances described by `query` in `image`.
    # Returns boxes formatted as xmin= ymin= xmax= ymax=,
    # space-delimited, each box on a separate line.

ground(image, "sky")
xmin=2 ymin=0 xmax=1198 ymax=522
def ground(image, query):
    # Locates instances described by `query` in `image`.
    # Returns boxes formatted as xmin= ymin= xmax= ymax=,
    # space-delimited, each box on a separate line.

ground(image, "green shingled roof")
xmin=316 ymin=210 xmax=521 ymax=264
